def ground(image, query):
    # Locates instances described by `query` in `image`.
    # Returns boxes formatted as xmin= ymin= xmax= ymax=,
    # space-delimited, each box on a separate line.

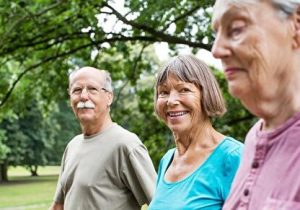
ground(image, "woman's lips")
xmin=224 ymin=67 xmax=243 ymax=80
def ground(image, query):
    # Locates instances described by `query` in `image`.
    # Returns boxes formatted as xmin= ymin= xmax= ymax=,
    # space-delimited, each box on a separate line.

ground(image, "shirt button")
xmin=244 ymin=189 xmax=250 ymax=196
xmin=252 ymin=161 xmax=259 ymax=168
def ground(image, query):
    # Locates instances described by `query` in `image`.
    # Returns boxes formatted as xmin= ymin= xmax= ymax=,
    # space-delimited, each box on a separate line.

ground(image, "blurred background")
xmin=0 ymin=0 xmax=256 ymax=209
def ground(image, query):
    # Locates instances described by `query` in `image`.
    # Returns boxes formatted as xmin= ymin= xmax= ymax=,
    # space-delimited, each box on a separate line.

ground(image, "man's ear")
xmin=292 ymin=6 xmax=300 ymax=49
xmin=107 ymin=92 xmax=114 ymax=107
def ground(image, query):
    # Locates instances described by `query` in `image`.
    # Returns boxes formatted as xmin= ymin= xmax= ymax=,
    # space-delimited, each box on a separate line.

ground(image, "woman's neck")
xmin=173 ymin=122 xmax=223 ymax=156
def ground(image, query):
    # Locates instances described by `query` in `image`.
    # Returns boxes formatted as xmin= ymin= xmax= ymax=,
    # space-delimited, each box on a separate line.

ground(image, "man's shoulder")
xmin=110 ymin=123 xmax=139 ymax=139
xmin=109 ymin=123 xmax=142 ymax=146
xmin=68 ymin=133 xmax=83 ymax=145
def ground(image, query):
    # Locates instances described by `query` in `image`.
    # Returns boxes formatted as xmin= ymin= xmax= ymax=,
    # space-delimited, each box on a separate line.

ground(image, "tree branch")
xmin=0 ymin=32 xmax=89 ymax=56
xmin=112 ymin=44 xmax=148 ymax=109
xmin=162 ymin=5 xmax=201 ymax=31
xmin=102 ymin=2 xmax=210 ymax=50
xmin=0 ymin=36 xmax=157 ymax=108
xmin=2 ymin=1 xmax=65 ymax=42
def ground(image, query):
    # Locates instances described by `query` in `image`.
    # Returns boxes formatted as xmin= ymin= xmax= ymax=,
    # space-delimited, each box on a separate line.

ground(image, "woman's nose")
xmin=211 ymin=32 xmax=231 ymax=59
xmin=167 ymin=91 xmax=180 ymax=106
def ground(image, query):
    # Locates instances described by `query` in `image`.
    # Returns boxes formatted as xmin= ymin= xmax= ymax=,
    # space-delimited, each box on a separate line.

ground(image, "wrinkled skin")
xmin=212 ymin=0 xmax=300 ymax=129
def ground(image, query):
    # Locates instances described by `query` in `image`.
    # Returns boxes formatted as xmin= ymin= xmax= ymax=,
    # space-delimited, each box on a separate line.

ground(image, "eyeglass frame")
xmin=68 ymin=85 xmax=110 ymax=96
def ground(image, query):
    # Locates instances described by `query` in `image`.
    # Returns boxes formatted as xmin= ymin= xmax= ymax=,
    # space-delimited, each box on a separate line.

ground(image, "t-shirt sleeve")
xmin=221 ymin=145 xmax=243 ymax=200
xmin=121 ymin=144 xmax=157 ymax=205
xmin=53 ymin=147 xmax=68 ymax=204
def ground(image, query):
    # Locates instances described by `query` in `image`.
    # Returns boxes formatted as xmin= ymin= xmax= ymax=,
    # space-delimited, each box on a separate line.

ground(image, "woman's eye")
xmin=158 ymin=91 xmax=168 ymax=97
xmin=180 ymin=88 xmax=190 ymax=93
xmin=230 ymin=27 xmax=243 ymax=38
xmin=228 ymin=20 xmax=246 ymax=39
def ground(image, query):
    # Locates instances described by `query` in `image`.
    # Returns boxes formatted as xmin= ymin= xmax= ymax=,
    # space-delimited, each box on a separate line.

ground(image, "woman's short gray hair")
xmin=271 ymin=0 xmax=300 ymax=18
xmin=154 ymin=54 xmax=226 ymax=118
xmin=226 ymin=0 xmax=300 ymax=19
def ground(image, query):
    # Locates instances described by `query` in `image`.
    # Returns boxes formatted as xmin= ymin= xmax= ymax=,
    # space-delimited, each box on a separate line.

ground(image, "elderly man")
xmin=211 ymin=0 xmax=300 ymax=209
xmin=49 ymin=67 xmax=157 ymax=210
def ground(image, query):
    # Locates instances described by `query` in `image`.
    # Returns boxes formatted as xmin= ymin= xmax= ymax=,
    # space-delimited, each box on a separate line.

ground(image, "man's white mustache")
xmin=77 ymin=101 xmax=95 ymax=109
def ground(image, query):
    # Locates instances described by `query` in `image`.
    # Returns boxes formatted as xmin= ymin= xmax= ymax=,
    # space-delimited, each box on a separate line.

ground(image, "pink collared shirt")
xmin=223 ymin=112 xmax=300 ymax=210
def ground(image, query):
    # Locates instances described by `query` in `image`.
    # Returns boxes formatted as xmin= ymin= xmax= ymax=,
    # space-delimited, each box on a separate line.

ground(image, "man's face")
xmin=211 ymin=0 xmax=295 ymax=114
xmin=69 ymin=68 xmax=113 ymax=126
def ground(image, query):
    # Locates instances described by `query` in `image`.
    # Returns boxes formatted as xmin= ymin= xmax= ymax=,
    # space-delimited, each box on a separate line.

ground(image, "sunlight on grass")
xmin=1 ymin=166 xmax=149 ymax=210
xmin=0 ymin=166 xmax=60 ymax=210
xmin=8 ymin=166 xmax=60 ymax=177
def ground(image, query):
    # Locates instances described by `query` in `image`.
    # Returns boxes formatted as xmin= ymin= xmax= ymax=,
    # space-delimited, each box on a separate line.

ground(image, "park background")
xmin=0 ymin=0 xmax=256 ymax=209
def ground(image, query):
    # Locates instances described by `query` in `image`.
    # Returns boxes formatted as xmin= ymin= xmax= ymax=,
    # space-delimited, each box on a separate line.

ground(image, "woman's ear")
xmin=292 ymin=6 xmax=300 ymax=49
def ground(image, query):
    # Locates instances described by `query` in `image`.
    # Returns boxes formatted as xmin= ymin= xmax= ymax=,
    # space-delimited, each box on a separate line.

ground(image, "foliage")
xmin=0 ymin=129 xmax=10 ymax=163
xmin=0 ymin=99 xmax=79 ymax=180
xmin=0 ymin=0 xmax=257 ymax=180
xmin=211 ymin=68 xmax=257 ymax=142
xmin=0 ymin=0 xmax=215 ymax=108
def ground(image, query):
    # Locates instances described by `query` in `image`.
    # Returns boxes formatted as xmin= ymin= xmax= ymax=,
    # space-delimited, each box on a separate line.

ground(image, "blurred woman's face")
xmin=156 ymin=73 xmax=203 ymax=134
xmin=211 ymin=0 xmax=295 ymax=116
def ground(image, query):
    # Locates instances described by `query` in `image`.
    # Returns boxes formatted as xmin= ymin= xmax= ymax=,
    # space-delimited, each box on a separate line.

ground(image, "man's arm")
xmin=123 ymin=145 xmax=157 ymax=205
xmin=48 ymin=202 xmax=64 ymax=210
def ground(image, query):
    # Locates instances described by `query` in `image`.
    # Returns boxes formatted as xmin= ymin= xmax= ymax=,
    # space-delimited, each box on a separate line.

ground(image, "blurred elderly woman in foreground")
xmin=212 ymin=0 xmax=300 ymax=209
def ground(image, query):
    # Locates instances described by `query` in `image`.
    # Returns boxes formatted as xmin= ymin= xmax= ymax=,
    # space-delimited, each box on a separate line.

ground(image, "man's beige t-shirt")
xmin=54 ymin=123 xmax=156 ymax=210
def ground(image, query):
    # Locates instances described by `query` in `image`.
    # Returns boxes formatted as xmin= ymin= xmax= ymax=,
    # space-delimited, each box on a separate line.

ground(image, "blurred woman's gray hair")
xmin=226 ymin=0 xmax=300 ymax=19
xmin=154 ymin=54 xmax=226 ymax=118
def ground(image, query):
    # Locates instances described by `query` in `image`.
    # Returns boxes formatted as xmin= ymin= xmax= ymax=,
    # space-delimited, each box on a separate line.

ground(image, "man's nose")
xmin=80 ymin=88 xmax=90 ymax=101
xmin=211 ymin=32 xmax=231 ymax=59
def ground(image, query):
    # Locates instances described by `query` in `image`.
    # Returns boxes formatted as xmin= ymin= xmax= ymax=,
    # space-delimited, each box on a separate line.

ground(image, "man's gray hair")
xmin=100 ymin=70 xmax=113 ymax=92
xmin=68 ymin=67 xmax=113 ymax=92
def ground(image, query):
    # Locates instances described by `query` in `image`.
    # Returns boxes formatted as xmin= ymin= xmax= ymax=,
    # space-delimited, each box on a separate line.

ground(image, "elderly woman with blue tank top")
xmin=148 ymin=54 xmax=243 ymax=210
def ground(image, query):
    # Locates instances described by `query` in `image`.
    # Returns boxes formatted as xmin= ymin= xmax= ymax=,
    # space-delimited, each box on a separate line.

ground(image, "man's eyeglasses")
xmin=70 ymin=86 xmax=109 ymax=96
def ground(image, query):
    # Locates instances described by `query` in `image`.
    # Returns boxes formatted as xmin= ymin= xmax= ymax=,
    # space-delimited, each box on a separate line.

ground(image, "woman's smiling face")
xmin=156 ymin=73 xmax=203 ymax=134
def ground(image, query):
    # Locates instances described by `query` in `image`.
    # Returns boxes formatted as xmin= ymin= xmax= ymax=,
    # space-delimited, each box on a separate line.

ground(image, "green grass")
xmin=7 ymin=166 xmax=60 ymax=177
xmin=0 ymin=166 xmax=60 ymax=210
xmin=1 ymin=166 xmax=148 ymax=210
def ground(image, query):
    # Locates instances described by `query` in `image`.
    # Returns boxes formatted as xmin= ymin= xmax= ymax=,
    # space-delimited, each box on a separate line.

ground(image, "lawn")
xmin=0 ymin=166 xmax=60 ymax=210
xmin=0 ymin=166 xmax=148 ymax=210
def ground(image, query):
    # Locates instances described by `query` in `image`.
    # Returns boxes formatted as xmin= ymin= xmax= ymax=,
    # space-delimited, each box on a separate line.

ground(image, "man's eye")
xmin=88 ymin=87 xmax=99 ymax=94
xmin=72 ymin=88 xmax=82 ymax=94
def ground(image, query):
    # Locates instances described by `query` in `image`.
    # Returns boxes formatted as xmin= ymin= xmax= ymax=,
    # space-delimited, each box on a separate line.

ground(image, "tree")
xmin=0 ymin=129 xmax=10 ymax=182
xmin=0 ymin=99 xmax=81 ymax=181
xmin=0 ymin=0 xmax=214 ymax=108
xmin=0 ymin=0 xmax=256 ymax=178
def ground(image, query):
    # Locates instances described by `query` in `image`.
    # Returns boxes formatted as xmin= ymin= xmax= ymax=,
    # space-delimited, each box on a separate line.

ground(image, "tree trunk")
xmin=30 ymin=165 xmax=39 ymax=176
xmin=0 ymin=161 xmax=8 ymax=182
